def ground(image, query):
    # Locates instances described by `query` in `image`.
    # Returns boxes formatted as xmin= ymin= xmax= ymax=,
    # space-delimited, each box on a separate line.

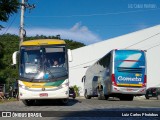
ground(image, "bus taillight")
xmin=112 ymin=74 xmax=117 ymax=86
xmin=143 ymin=75 xmax=147 ymax=87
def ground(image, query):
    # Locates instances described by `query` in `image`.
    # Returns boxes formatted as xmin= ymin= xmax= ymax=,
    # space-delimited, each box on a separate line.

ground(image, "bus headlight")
xmin=61 ymin=82 xmax=69 ymax=88
xmin=19 ymin=84 xmax=28 ymax=89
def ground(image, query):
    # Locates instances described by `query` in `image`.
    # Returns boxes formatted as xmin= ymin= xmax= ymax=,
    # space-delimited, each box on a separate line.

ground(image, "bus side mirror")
xmin=12 ymin=51 xmax=19 ymax=66
xmin=68 ymin=49 xmax=73 ymax=62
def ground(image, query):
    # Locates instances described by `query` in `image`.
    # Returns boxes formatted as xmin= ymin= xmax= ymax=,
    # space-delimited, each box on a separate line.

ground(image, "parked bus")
xmin=82 ymin=49 xmax=147 ymax=101
xmin=12 ymin=39 xmax=72 ymax=105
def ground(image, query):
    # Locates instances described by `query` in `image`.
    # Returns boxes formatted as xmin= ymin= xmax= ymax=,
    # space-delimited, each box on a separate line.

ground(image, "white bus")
xmin=12 ymin=39 xmax=72 ymax=105
xmin=82 ymin=49 xmax=147 ymax=101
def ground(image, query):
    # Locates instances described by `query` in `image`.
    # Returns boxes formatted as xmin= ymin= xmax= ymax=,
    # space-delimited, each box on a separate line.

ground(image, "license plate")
xmin=126 ymin=88 xmax=133 ymax=91
xmin=148 ymin=94 xmax=152 ymax=96
xmin=39 ymin=93 xmax=48 ymax=97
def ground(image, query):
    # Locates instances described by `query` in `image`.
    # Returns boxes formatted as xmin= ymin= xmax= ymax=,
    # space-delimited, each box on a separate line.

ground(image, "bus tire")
xmin=97 ymin=90 xmax=104 ymax=100
xmin=60 ymin=98 xmax=69 ymax=105
xmin=104 ymin=95 xmax=109 ymax=100
xmin=145 ymin=95 xmax=149 ymax=99
xmin=157 ymin=95 xmax=160 ymax=100
xmin=22 ymin=100 xmax=34 ymax=106
xmin=97 ymin=85 xmax=104 ymax=100
xmin=84 ymin=90 xmax=91 ymax=99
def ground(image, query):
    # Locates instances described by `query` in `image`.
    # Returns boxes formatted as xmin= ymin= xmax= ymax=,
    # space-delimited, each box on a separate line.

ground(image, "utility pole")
xmin=20 ymin=0 xmax=25 ymax=44
xmin=19 ymin=0 xmax=35 ymax=44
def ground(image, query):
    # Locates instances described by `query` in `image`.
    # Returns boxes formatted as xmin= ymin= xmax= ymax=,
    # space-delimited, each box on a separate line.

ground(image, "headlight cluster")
xmin=19 ymin=84 xmax=28 ymax=89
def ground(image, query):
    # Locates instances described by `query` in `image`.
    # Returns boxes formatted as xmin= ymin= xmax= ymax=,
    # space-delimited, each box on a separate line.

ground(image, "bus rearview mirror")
xmin=68 ymin=49 xmax=73 ymax=62
xmin=12 ymin=51 xmax=19 ymax=66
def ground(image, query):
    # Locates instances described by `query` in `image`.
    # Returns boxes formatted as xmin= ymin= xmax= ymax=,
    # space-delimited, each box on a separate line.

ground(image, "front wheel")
xmin=22 ymin=100 xmax=35 ymax=106
xmin=84 ymin=90 xmax=91 ymax=99
xmin=104 ymin=95 xmax=109 ymax=100
xmin=157 ymin=95 xmax=160 ymax=100
xmin=97 ymin=90 xmax=105 ymax=100
xmin=145 ymin=95 xmax=149 ymax=99
xmin=60 ymin=99 xmax=69 ymax=105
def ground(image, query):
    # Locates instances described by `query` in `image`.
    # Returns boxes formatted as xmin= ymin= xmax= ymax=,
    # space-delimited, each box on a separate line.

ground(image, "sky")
xmin=0 ymin=0 xmax=160 ymax=45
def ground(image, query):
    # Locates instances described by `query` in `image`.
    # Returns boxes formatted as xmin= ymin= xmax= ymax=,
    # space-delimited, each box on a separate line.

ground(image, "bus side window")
xmin=93 ymin=76 xmax=98 ymax=81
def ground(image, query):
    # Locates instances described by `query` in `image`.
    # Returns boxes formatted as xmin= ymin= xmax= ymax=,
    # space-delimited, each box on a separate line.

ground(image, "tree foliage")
xmin=0 ymin=42 xmax=4 ymax=58
xmin=0 ymin=42 xmax=4 ymax=71
xmin=0 ymin=0 xmax=19 ymax=21
xmin=0 ymin=34 xmax=19 ymax=84
xmin=0 ymin=0 xmax=19 ymax=29
xmin=0 ymin=34 xmax=85 ymax=85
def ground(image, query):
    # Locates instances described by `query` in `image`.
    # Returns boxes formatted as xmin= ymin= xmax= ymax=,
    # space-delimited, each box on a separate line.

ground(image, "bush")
xmin=73 ymin=85 xmax=80 ymax=97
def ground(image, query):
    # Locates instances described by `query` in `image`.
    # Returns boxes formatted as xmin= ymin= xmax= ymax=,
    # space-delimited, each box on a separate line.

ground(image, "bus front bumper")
xmin=111 ymin=86 xmax=146 ymax=95
xmin=19 ymin=87 xmax=69 ymax=100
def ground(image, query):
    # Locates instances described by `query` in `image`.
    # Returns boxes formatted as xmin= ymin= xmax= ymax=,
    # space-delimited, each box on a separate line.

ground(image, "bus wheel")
xmin=97 ymin=85 xmax=105 ymax=100
xmin=157 ymin=95 xmax=160 ymax=100
xmin=97 ymin=90 xmax=104 ymax=100
xmin=60 ymin=99 xmax=69 ymax=105
xmin=145 ymin=95 xmax=149 ymax=99
xmin=22 ymin=100 xmax=34 ymax=106
xmin=104 ymin=95 xmax=109 ymax=100
xmin=84 ymin=91 xmax=91 ymax=99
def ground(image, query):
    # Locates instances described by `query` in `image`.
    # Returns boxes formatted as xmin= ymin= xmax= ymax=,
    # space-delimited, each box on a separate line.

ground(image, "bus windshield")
xmin=20 ymin=46 xmax=68 ymax=81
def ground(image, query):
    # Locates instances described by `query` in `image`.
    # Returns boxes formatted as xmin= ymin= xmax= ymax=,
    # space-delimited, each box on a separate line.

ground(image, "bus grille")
xmin=117 ymin=67 xmax=142 ymax=73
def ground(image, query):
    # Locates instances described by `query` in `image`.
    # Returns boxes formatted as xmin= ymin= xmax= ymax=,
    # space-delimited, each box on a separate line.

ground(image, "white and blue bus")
xmin=82 ymin=49 xmax=147 ymax=101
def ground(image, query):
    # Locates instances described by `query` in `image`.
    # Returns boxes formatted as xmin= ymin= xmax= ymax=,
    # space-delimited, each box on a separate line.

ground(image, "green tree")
xmin=0 ymin=42 xmax=4 ymax=70
xmin=0 ymin=42 xmax=4 ymax=58
xmin=0 ymin=34 xmax=19 ymax=84
xmin=0 ymin=0 xmax=19 ymax=29
xmin=73 ymin=85 xmax=80 ymax=97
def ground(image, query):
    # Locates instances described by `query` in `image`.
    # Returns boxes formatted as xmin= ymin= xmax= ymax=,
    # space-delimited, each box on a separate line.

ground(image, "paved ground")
xmin=0 ymin=96 xmax=160 ymax=120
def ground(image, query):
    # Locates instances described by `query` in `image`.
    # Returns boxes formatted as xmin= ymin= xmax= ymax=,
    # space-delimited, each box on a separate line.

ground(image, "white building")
xmin=69 ymin=25 xmax=160 ymax=96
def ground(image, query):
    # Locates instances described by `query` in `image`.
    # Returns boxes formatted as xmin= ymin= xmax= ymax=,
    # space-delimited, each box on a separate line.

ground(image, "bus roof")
xmin=113 ymin=49 xmax=146 ymax=52
xmin=21 ymin=39 xmax=66 ymax=46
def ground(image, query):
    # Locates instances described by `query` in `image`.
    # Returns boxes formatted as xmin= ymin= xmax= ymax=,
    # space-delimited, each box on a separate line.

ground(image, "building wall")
xmin=69 ymin=25 xmax=160 ymax=96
